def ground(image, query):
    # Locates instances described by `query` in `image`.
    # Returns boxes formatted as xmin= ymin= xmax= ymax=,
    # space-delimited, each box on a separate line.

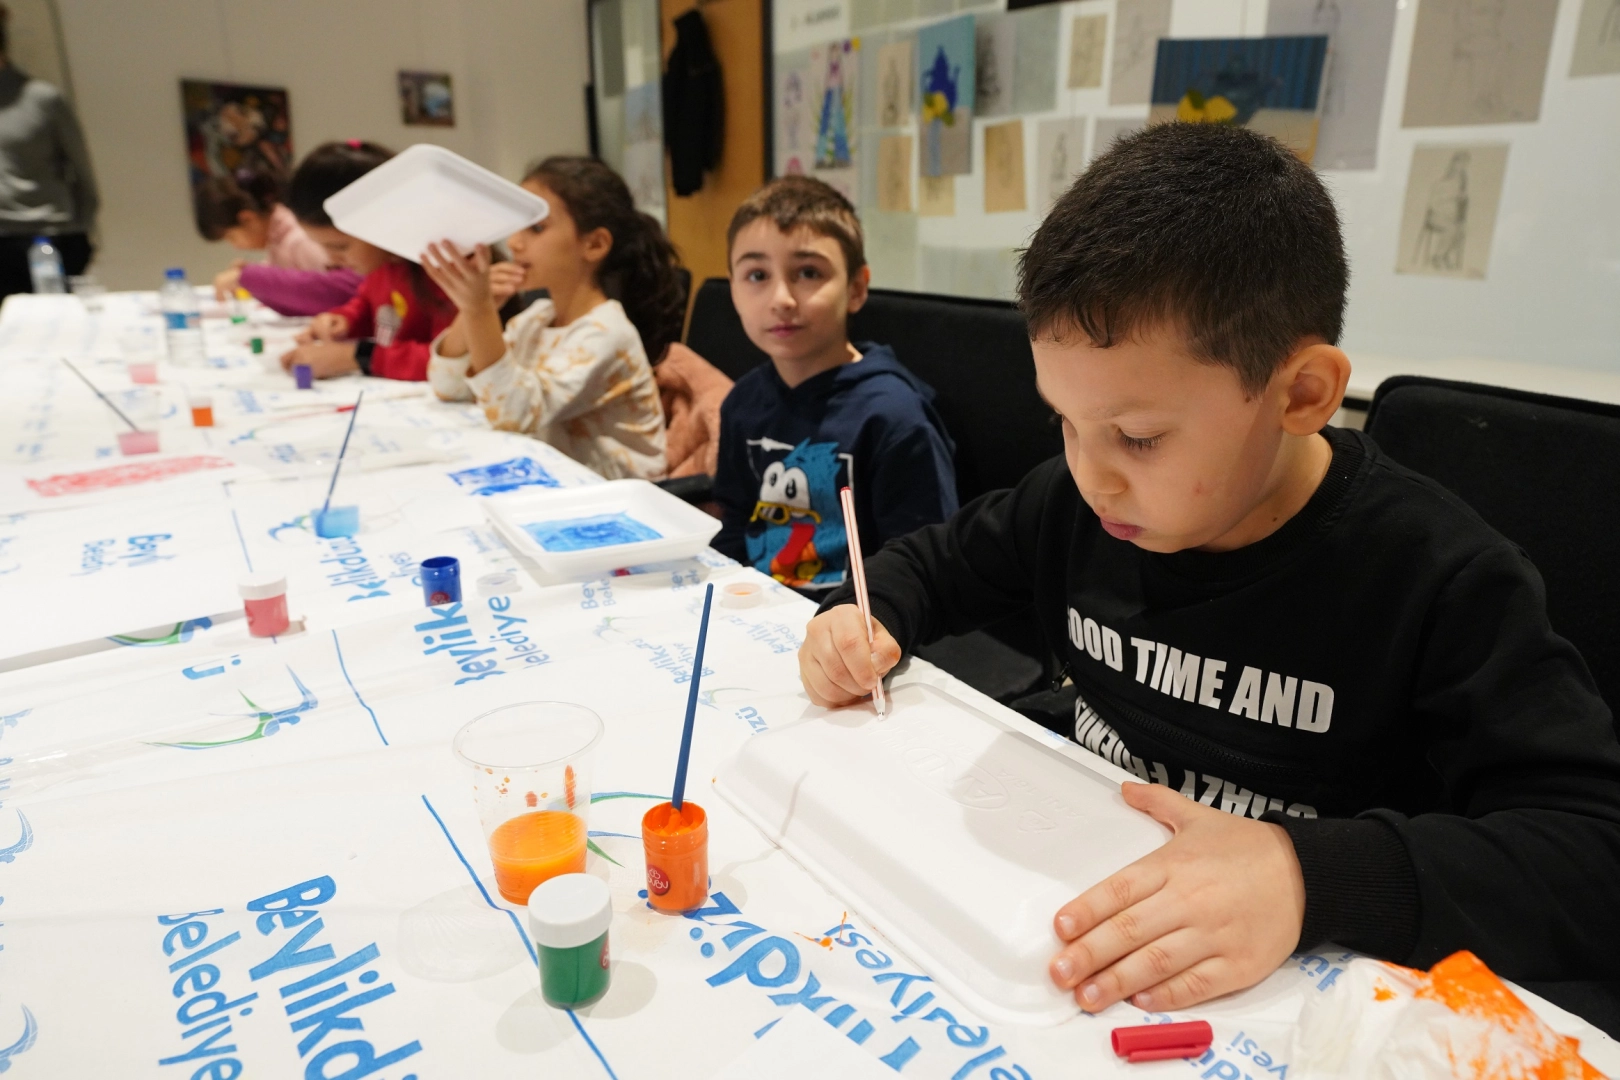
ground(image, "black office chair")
xmin=1367 ymin=374 xmax=1620 ymax=1039
xmin=1365 ymin=376 xmax=1620 ymax=721
xmin=680 ymin=277 xmax=1063 ymax=703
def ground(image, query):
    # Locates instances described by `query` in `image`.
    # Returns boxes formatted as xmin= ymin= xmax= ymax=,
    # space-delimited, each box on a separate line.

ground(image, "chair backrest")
xmin=684 ymin=277 xmax=1061 ymax=504
xmin=1365 ymin=375 xmax=1620 ymax=715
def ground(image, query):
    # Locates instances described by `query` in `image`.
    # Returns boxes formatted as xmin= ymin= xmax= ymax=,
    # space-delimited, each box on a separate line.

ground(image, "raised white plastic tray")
xmin=714 ymin=683 xmax=1169 ymax=1026
xmin=323 ymin=144 xmax=549 ymax=261
xmin=484 ymin=479 xmax=723 ymax=579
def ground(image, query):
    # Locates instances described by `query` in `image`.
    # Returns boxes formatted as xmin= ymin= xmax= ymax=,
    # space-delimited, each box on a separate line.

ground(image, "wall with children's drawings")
xmin=774 ymin=0 xmax=1620 ymax=375
xmin=53 ymin=0 xmax=592 ymax=291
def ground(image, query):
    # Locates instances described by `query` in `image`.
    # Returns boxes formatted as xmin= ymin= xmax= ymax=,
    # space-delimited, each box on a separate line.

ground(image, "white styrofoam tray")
xmin=323 ymin=143 xmax=549 ymax=261
xmin=713 ymin=682 xmax=1170 ymax=1026
xmin=483 ymin=479 xmax=723 ymax=579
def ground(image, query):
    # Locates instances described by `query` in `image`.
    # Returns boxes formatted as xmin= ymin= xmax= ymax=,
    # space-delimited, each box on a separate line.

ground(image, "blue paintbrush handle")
xmin=320 ymin=390 xmax=364 ymax=514
xmin=672 ymin=583 xmax=715 ymax=811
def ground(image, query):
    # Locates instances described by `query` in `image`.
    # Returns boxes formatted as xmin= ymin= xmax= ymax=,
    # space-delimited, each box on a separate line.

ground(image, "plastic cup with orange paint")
xmin=453 ymin=702 xmax=603 ymax=905
xmin=642 ymin=800 xmax=708 ymax=913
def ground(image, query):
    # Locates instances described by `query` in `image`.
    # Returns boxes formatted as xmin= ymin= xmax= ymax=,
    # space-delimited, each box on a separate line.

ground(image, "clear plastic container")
xmin=453 ymin=703 xmax=603 ymax=904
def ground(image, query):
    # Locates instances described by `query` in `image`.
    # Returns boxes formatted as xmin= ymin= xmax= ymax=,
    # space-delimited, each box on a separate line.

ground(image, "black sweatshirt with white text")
xmin=821 ymin=426 xmax=1620 ymax=993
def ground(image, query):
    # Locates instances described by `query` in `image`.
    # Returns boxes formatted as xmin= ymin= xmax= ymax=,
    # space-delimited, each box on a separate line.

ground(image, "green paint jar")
xmin=250 ymin=336 xmax=264 ymax=354
xmin=527 ymin=873 xmax=613 ymax=1009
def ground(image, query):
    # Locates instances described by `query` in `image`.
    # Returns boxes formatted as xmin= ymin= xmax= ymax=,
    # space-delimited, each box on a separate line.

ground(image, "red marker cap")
xmin=1110 ymin=1020 xmax=1214 ymax=1063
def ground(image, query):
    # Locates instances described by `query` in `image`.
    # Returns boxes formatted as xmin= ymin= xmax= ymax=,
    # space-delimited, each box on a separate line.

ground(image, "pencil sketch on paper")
xmin=877 ymin=40 xmax=912 ymax=126
xmin=1010 ymin=6 xmax=1060 ymax=114
xmin=877 ymin=135 xmax=913 ymax=212
xmin=976 ymin=15 xmax=1015 ymax=119
xmin=918 ymin=174 xmax=955 ymax=217
xmin=1402 ymin=0 xmax=1558 ymax=127
xmin=1395 ymin=143 xmax=1509 ymax=280
xmin=1570 ymin=0 xmax=1620 ymax=76
xmin=1267 ymin=0 xmax=1398 ymax=169
xmin=775 ymin=53 xmax=812 ymax=176
xmin=1414 ymin=152 xmax=1470 ymax=272
xmin=983 ymin=120 xmax=1026 ymax=214
xmin=1090 ymin=118 xmax=1144 ymax=164
xmin=1036 ymin=117 xmax=1087 ymax=210
xmin=1110 ymin=0 xmax=1171 ymax=106
xmin=1068 ymin=14 xmax=1108 ymax=89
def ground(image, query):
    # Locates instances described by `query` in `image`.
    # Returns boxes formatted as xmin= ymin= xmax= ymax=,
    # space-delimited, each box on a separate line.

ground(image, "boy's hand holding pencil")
xmin=800 ymin=604 xmax=901 ymax=708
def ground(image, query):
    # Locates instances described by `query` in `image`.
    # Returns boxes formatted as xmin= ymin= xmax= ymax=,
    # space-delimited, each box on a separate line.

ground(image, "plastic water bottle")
xmin=160 ymin=267 xmax=205 ymax=365
xmin=27 ymin=237 xmax=64 ymax=294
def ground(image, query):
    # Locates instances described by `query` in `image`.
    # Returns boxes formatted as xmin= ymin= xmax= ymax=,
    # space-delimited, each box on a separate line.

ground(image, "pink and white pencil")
xmin=839 ymin=486 xmax=887 ymax=717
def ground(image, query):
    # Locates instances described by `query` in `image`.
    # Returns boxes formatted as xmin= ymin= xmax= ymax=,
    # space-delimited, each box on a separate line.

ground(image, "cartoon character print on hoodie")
xmin=745 ymin=438 xmax=850 ymax=589
xmin=712 ymin=342 xmax=958 ymax=597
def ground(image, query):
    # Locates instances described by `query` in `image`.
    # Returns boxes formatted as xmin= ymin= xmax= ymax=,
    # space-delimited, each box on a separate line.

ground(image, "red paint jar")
xmin=642 ymin=801 xmax=708 ymax=914
xmin=238 ymin=571 xmax=290 ymax=637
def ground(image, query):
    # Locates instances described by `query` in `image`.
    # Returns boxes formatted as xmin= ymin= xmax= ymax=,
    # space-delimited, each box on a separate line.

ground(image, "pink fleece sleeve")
xmin=237 ymin=265 xmax=365 ymax=317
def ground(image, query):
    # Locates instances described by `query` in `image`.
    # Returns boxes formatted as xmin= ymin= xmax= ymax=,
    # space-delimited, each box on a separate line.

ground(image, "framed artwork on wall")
xmin=399 ymin=71 xmax=456 ymax=127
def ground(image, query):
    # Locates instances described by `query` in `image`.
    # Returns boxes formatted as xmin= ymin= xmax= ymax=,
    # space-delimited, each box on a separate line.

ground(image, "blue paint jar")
xmin=420 ymin=556 xmax=462 ymax=605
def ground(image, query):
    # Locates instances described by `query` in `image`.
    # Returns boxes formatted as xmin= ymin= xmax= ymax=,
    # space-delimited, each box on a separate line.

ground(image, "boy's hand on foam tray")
xmin=488 ymin=261 xmax=526 ymax=306
xmin=799 ymin=603 xmax=902 ymax=707
xmin=422 ymin=241 xmax=495 ymax=314
xmin=278 ymin=341 xmax=358 ymax=379
xmin=1048 ymin=782 xmax=1305 ymax=1014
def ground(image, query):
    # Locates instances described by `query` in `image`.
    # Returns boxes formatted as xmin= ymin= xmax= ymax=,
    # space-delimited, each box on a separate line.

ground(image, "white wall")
xmin=55 ymin=0 xmax=591 ymax=289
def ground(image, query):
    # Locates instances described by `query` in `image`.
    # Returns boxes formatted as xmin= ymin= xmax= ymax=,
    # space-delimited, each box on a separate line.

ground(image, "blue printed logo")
xmin=448 ymin=456 xmax=560 ymax=496
xmin=0 ymin=1005 xmax=37 ymax=1073
xmin=110 ymin=617 xmax=214 ymax=648
xmin=148 ymin=667 xmax=319 ymax=750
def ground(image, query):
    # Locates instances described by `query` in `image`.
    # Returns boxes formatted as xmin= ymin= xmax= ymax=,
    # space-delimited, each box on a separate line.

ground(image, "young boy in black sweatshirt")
xmin=712 ymin=177 xmax=958 ymax=596
xmin=799 ymin=124 xmax=1620 ymax=1028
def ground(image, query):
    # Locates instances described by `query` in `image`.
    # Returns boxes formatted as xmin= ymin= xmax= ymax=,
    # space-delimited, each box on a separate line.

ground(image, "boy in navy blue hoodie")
xmin=711 ymin=177 xmax=958 ymax=596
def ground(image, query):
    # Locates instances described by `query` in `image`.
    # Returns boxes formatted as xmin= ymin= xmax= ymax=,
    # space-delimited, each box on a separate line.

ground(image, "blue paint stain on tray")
xmin=523 ymin=513 xmax=663 ymax=552
xmin=448 ymin=456 xmax=561 ymax=495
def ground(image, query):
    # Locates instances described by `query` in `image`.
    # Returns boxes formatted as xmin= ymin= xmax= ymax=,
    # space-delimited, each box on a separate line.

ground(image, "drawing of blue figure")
xmin=815 ymin=44 xmax=852 ymax=169
xmin=921 ymin=45 xmax=961 ymax=176
xmin=746 ymin=440 xmax=847 ymax=591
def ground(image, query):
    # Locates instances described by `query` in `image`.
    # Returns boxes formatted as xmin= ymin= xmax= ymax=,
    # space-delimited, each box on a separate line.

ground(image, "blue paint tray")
xmin=483 ymin=479 xmax=722 ymax=578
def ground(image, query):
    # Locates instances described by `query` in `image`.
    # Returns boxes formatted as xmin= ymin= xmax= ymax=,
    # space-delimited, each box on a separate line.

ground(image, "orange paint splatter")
xmin=525 ymin=791 xmax=538 ymax=808
xmin=1374 ymin=984 xmax=1396 ymax=1002
xmin=1413 ymin=952 xmax=1603 ymax=1079
xmin=795 ymin=932 xmax=834 ymax=950
xmin=565 ymin=764 xmax=577 ymax=810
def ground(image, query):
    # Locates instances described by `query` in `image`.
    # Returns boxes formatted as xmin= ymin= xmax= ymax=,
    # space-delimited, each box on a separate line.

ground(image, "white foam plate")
xmin=483 ymin=479 xmax=722 ymax=579
xmin=714 ymin=683 xmax=1170 ymax=1026
xmin=323 ymin=144 xmax=549 ymax=261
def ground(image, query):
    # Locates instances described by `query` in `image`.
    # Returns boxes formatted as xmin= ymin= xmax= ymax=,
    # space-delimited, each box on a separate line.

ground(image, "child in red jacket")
xmin=277 ymin=140 xmax=519 ymax=381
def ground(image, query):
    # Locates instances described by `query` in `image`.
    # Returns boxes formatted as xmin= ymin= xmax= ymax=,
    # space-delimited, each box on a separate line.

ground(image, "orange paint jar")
xmin=488 ymin=810 xmax=587 ymax=904
xmin=642 ymin=801 xmax=708 ymax=913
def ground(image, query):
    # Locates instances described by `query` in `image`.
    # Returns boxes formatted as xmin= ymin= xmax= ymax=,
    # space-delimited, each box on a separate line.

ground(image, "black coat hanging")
xmin=662 ymin=8 xmax=724 ymax=197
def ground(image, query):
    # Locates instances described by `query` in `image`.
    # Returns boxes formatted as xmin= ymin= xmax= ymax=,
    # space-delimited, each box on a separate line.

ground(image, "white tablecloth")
xmin=0 ymin=292 xmax=1613 ymax=1078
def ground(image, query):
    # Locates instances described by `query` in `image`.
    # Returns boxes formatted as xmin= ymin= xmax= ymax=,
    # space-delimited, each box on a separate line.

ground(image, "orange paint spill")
xmin=1414 ymin=952 xmax=1603 ymax=1079
xmin=1374 ymin=982 xmax=1396 ymax=1002
xmin=524 ymin=791 xmax=537 ymax=808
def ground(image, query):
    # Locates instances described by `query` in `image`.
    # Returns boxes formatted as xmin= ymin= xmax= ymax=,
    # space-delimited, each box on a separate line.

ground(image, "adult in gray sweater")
xmin=0 ymin=3 xmax=97 ymax=298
